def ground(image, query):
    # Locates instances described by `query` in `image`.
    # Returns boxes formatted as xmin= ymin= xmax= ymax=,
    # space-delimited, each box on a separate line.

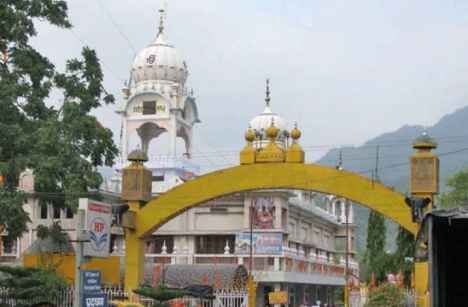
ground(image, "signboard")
xmin=83 ymin=292 xmax=108 ymax=307
xmin=79 ymin=199 xmax=112 ymax=258
xmin=410 ymin=156 xmax=439 ymax=194
xmin=269 ymin=291 xmax=288 ymax=304
xmin=234 ymin=233 xmax=282 ymax=255
xmin=130 ymin=97 xmax=168 ymax=116
xmin=83 ymin=270 xmax=101 ymax=293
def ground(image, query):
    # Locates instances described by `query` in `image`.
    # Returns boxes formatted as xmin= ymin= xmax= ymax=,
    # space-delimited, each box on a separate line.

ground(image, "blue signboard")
xmin=235 ymin=233 xmax=283 ymax=254
xmin=82 ymin=270 xmax=101 ymax=293
xmin=83 ymin=292 xmax=108 ymax=307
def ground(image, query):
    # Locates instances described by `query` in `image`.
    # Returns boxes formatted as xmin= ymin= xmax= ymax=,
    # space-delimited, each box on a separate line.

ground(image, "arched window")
xmin=335 ymin=201 xmax=342 ymax=217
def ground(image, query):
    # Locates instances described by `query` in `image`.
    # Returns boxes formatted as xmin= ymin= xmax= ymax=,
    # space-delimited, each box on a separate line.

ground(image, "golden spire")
xmin=285 ymin=121 xmax=305 ymax=163
xmin=245 ymin=125 xmax=255 ymax=143
xmin=290 ymin=121 xmax=301 ymax=141
xmin=266 ymin=117 xmax=279 ymax=139
xmin=158 ymin=7 xmax=165 ymax=36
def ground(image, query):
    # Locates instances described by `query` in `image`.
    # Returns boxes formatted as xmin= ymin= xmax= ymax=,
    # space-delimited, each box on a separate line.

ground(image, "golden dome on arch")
xmin=290 ymin=122 xmax=301 ymax=140
xmin=245 ymin=125 xmax=255 ymax=142
xmin=266 ymin=118 xmax=279 ymax=139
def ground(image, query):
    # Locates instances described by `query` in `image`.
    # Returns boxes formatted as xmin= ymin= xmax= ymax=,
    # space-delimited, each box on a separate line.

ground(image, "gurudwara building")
xmin=13 ymin=10 xmax=358 ymax=307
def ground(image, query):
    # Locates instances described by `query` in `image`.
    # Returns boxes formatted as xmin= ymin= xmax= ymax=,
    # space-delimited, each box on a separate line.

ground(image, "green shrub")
xmin=364 ymin=283 xmax=405 ymax=307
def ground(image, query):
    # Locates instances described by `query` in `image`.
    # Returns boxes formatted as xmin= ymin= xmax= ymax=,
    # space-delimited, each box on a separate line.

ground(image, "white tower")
xmin=114 ymin=8 xmax=200 ymax=194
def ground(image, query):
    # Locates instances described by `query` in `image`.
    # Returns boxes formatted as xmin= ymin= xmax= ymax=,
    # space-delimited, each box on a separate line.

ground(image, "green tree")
xmin=364 ymin=210 xmax=387 ymax=283
xmin=364 ymin=283 xmax=406 ymax=307
xmin=392 ymin=226 xmax=414 ymax=287
xmin=438 ymin=168 xmax=468 ymax=209
xmin=0 ymin=265 xmax=66 ymax=306
xmin=0 ymin=0 xmax=117 ymax=241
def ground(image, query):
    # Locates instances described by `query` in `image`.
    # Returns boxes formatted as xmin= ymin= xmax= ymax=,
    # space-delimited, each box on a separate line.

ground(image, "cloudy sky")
xmin=31 ymin=0 xmax=468 ymax=172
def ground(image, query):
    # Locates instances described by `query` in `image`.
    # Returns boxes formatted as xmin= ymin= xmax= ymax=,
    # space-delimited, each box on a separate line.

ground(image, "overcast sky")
xmin=31 ymin=0 xmax=468 ymax=172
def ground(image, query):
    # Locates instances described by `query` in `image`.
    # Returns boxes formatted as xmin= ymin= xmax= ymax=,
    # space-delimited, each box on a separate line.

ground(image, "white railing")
xmin=0 ymin=286 xmax=248 ymax=307
xmin=136 ymin=253 xmax=354 ymax=279
xmin=115 ymin=155 xmax=200 ymax=174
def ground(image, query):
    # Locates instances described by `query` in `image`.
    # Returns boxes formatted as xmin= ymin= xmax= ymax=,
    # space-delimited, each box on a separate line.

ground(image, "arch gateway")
xmin=121 ymin=120 xmax=438 ymax=307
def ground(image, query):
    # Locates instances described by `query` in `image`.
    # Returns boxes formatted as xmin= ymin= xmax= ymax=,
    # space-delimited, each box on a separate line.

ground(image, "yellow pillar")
xmin=124 ymin=227 xmax=146 ymax=291
xmin=409 ymin=130 xmax=438 ymax=307
xmin=415 ymin=262 xmax=429 ymax=307
xmin=121 ymin=148 xmax=152 ymax=291
xmin=248 ymin=277 xmax=257 ymax=307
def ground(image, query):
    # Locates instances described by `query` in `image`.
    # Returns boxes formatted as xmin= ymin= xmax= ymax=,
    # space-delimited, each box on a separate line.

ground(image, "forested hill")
xmin=315 ymin=105 xmax=468 ymax=251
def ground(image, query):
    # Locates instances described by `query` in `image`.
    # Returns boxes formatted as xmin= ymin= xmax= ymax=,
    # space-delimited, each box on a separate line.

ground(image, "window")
xmin=2 ymin=236 xmax=14 ymax=254
xmin=301 ymin=226 xmax=309 ymax=240
xmin=335 ymin=201 xmax=342 ymax=217
xmin=288 ymin=222 xmax=296 ymax=236
xmin=66 ymin=207 xmax=74 ymax=219
xmin=313 ymin=227 xmax=321 ymax=244
xmin=334 ymin=236 xmax=346 ymax=252
xmin=324 ymin=232 xmax=331 ymax=249
xmin=196 ymin=235 xmax=234 ymax=254
xmin=152 ymin=176 xmax=165 ymax=182
xmin=53 ymin=207 xmax=61 ymax=219
xmin=143 ymin=101 xmax=156 ymax=115
xmin=40 ymin=204 xmax=48 ymax=219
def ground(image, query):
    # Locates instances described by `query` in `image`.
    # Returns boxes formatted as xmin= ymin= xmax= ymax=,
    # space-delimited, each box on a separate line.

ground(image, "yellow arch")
xmin=137 ymin=163 xmax=415 ymax=237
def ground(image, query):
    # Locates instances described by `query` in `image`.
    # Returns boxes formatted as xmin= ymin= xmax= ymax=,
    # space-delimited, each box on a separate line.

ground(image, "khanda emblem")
xmin=147 ymin=54 xmax=156 ymax=64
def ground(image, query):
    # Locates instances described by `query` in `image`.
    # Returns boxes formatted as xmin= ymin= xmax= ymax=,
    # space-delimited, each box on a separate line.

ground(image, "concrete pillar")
xmin=274 ymin=197 xmax=282 ymax=229
xmin=169 ymin=113 xmax=177 ymax=156
xmin=274 ymin=257 xmax=280 ymax=271
xmin=122 ymin=118 xmax=128 ymax=156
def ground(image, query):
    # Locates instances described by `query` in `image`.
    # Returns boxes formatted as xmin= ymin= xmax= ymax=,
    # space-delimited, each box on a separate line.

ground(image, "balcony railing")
xmin=115 ymin=155 xmax=199 ymax=174
xmin=129 ymin=253 xmax=359 ymax=279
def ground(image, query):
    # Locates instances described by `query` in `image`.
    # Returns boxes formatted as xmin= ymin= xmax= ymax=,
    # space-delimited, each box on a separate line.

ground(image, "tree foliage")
xmin=0 ymin=265 xmax=66 ymax=306
xmin=0 ymin=0 xmax=118 ymax=240
xmin=364 ymin=210 xmax=387 ymax=283
xmin=364 ymin=283 xmax=406 ymax=307
xmin=392 ymin=226 xmax=414 ymax=287
xmin=438 ymin=168 xmax=468 ymax=209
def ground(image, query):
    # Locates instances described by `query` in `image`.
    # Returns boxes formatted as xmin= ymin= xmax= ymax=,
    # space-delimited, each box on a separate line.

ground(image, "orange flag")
xmin=215 ymin=272 xmax=220 ymax=290
xmin=152 ymin=265 xmax=162 ymax=287
xmin=411 ymin=270 xmax=415 ymax=290
xmin=369 ymin=271 xmax=376 ymax=290
xmin=397 ymin=269 xmax=404 ymax=291
xmin=202 ymin=271 xmax=208 ymax=285
xmin=349 ymin=277 xmax=355 ymax=292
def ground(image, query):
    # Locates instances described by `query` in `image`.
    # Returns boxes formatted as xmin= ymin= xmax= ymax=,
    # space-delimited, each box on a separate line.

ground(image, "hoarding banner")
xmin=234 ymin=233 xmax=282 ymax=255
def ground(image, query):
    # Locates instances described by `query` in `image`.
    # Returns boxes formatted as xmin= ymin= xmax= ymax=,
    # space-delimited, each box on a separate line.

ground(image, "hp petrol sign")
xmin=90 ymin=217 xmax=108 ymax=252
xmin=79 ymin=199 xmax=112 ymax=259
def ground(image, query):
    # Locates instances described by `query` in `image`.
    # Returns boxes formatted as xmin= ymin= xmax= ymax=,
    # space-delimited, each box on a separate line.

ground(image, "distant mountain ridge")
xmin=315 ymin=105 xmax=468 ymax=250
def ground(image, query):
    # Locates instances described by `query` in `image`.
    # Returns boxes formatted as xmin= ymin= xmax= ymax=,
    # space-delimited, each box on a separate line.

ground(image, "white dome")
xmin=132 ymin=34 xmax=188 ymax=87
xmin=249 ymin=104 xmax=288 ymax=144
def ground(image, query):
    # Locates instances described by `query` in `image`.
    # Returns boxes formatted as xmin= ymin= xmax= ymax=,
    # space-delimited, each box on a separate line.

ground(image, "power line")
xmin=194 ymin=125 xmax=233 ymax=166
xmin=95 ymin=0 xmax=137 ymax=54
xmin=184 ymin=134 xmax=468 ymax=158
